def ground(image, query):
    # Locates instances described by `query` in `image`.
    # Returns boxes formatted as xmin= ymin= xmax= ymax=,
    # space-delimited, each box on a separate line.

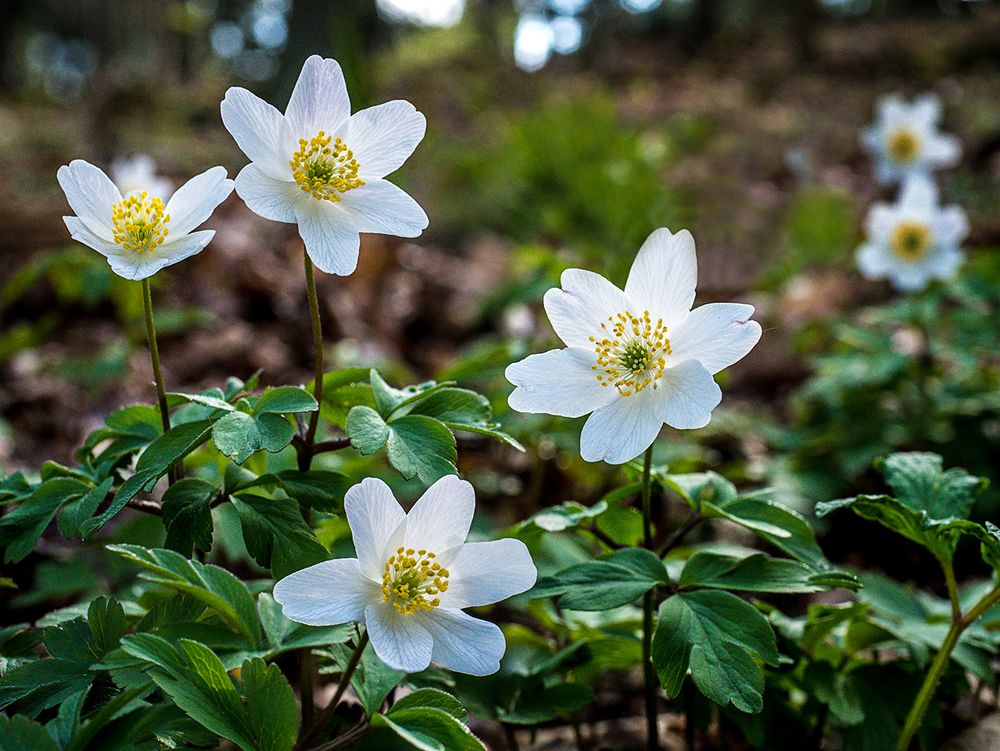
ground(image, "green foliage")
xmin=532 ymin=548 xmax=667 ymax=610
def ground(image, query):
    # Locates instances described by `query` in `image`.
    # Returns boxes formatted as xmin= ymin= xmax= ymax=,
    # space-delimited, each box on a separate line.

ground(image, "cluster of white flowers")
xmin=857 ymin=93 xmax=968 ymax=292
xmin=54 ymin=54 xmax=762 ymax=676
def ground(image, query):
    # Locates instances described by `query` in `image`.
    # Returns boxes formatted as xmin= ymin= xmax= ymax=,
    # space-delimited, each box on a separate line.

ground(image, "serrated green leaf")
xmin=652 ymin=590 xmax=778 ymax=713
xmin=0 ymin=478 xmax=90 ymax=562
xmin=109 ymin=545 xmax=262 ymax=648
xmin=0 ymin=714 xmax=58 ymax=751
xmin=408 ymin=387 xmax=524 ymax=450
xmin=386 ymin=415 xmax=457 ymax=485
xmin=389 ymin=688 xmax=468 ymax=722
xmin=213 ymin=412 xmax=295 ymax=465
xmin=254 ymin=386 xmax=318 ymax=416
xmin=679 ymin=551 xmax=857 ymax=593
xmin=57 ymin=477 xmax=113 ymax=539
xmin=231 ymin=494 xmax=328 ymax=578
xmin=878 ymin=452 xmax=986 ymax=520
xmin=242 ymin=657 xmax=299 ymax=751
xmin=161 ymin=478 xmax=218 ymax=555
xmin=347 ymin=405 xmax=391 ymax=454
xmin=532 ymin=547 xmax=666 ymax=610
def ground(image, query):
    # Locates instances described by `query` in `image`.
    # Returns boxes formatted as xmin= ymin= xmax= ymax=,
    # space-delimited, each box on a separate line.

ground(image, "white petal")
xmin=343 ymin=100 xmax=426 ymax=180
xmin=422 ymin=609 xmax=505 ymax=676
xmin=932 ymin=206 xmax=969 ymax=246
xmin=56 ymin=160 xmax=121 ymax=242
xmin=553 ymin=269 xmax=630 ymax=343
xmin=295 ymin=202 xmax=361 ymax=275
xmin=898 ymin=174 xmax=938 ymax=213
xmin=403 ymin=475 xmax=474 ymax=559
xmin=505 ymin=348 xmax=617 ymax=418
xmin=104 ymin=230 xmax=215 ymax=281
xmin=273 ymin=558 xmax=376 ymax=626
xmin=220 ymin=87 xmax=295 ymax=179
xmin=865 ymin=203 xmax=898 ymax=242
xmin=888 ymin=264 xmax=933 ymax=293
xmin=365 ymin=601 xmax=433 ymax=673
xmin=234 ymin=163 xmax=301 ymax=223
xmin=856 ymin=242 xmax=894 ymax=279
xmin=542 ymin=287 xmax=601 ymax=348
xmin=338 ymin=179 xmax=428 ymax=238
xmin=285 ymin=55 xmax=350 ymax=137
xmin=909 ymin=93 xmax=941 ymax=127
xmin=579 ymin=388 xmax=664 ymax=465
xmin=440 ymin=539 xmax=536 ymax=609
xmin=624 ymin=228 xmax=697 ymax=326
xmin=64 ymin=216 xmax=122 ymax=258
xmin=923 ymin=133 xmax=961 ymax=168
xmin=657 ymin=359 xmax=723 ymax=430
xmin=924 ymin=246 xmax=963 ymax=281
xmin=164 ymin=166 xmax=233 ymax=236
xmin=668 ymin=303 xmax=761 ymax=375
xmin=345 ymin=478 xmax=407 ymax=581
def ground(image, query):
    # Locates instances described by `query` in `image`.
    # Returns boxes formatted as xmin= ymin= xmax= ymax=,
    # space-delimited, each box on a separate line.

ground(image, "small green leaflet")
xmin=531 ymin=547 xmax=667 ymax=610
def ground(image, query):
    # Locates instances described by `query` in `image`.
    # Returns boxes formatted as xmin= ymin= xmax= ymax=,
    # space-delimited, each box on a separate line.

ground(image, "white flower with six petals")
xmin=273 ymin=475 xmax=536 ymax=676
xmin=861 ymin=93 xmax=961 ymax=185
xmin=856 ymin=175 xmax=968 ymax=292
xmin=221 ymin=55 xmax=429 ymax=276
xmin=505 ymin=228 xmax=762 ymax=464
xmin=57 ymin=159 xmax=233 ymax=281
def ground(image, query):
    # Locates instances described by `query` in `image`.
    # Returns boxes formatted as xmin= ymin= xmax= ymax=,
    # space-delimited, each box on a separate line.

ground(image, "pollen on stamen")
xmin=290 ymin=131 xmax=364 ymax=202
xmin=591 ymin=309 xmax=672 ymax=396
xmin=382 ymin=547 xmax=450 ymax=616
xmin=111 ymin=193 xmax=171 ymax=253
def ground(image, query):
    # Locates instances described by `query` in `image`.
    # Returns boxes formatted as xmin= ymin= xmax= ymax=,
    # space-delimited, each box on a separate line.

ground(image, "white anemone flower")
xmin=57 ymin=160 xmax=233 ymax=281
xmin=220 ymin=55 xmax=429 ymax=276
xmin=273 ymin=475 xmax=536 ymax=676
xmin=111 ymin=154 xmax=174 ymax=200
xmin=856 ymin=175 xmax=968 ymax=292
xmin=861 ymin=93 xmax=961 ymax=185
xmin=505 ymin=228 xmax=762 ymax=465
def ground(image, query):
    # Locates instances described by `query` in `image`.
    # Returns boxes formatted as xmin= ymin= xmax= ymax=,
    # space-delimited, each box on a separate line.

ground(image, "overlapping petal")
xmin=221 ymin=87 xmax=294 ymax=179
xmin=345 ymin=478 xmax=407 ymax=581
xmin=422 ymin=609 xmax=506 ymax=677
xmin=624 ymin=227 xmax=697 ymax=326
xmin=579 ymin=387 xmax=665 ymax=465
xmin=668 ymin=303 xmax=762 ymax=375
xmin=339 ymin=179 xmax=428 ymax=237
xmin=656 ymin=360 xmax=723 ymax=430
xmin=440 ymin=539 xmax=537 ymax=609
xmin=343 ymin=100 xmax=426 ymax=180
xmin=164 ymin=166 xmax=234 ymax=236
xmin=285 ymin=55 xmax=351 ymax=137
xmin=295 ymin=201 xmax=362 ymax=275
xmin=403 ymin=475 xmax=475 ymax=559
xmin=105 ymin=230 xmax=215 ymax=281
xmin=505 ymin=348 xmax=617 ymax=418
xmin=365 ymin=601 xmax=433 ymax=673
xmin=234 ymin=164 xmax=301 ymax=223
xmin=273 ymin=559 xmax=376 ymax=626
xmin=56 ymin=160 xmax=121 ymax=241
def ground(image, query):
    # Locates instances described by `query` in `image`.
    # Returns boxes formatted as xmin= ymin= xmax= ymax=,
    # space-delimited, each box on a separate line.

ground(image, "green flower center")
xmin=891 ymin=222 xmax=931 ymax=261
xmin=887 ymin=128 xmax=921 ymax=163
xmin=381 ymin=547 xmax=449 ymax=616
xmin=590 ymin=310 xmax=672 ymax=397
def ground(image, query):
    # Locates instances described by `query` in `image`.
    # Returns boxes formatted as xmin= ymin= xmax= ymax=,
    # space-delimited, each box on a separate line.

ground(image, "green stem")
xmin=301 ymin=649 xmax=315 ymax=727
xmin=938 ymin=555 xmax=961 ymax=623
xmin=303 ymin=250 xmax=325 ymax=460
xmin=297 ymin=632 xmax=369 ymax=751
xmin=640 ymin=445 xmax=659 ymax=751
xmin=141 ymin=278 xmax=171 ymax=437
xmin=895 ymin=584 xmax=1000 ymax=750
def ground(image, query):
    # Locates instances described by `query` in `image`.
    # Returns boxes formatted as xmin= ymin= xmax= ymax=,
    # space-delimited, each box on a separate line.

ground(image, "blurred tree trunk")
xmin=683 ymin=0 xmax=720 ymax=52
xmin=787 ymin=0 xmax=822 ymax=64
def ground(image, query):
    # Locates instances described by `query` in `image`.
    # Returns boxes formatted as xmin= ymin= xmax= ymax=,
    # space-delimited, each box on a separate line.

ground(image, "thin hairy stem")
xmin=303 ymin=250 xmax=325 ymax=458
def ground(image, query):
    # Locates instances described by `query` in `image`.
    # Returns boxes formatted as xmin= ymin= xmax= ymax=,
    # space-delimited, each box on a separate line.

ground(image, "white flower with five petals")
xmin=273 ymin=475 xmax=536 ymax=676
xmin=861 ymin=93 xmax=961 ymax=185
xmin=505 ymin=228 xmax=762 ymax=465
xmin=856 ymin=175 xmax=968 ymax=292
xmin=57 ymin=160 xmax=233 ymax=281
xmin=220 ymin=55 xmax=429 ymax=276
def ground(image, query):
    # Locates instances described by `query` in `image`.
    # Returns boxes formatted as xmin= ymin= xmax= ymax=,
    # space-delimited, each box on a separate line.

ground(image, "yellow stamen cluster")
xmin=111 ymin=192 xmax=170 ymax=253
xmin=590 ymin=310 xmax=672 ymax=397
xmin=891 ymin=221 xmax=931 ymax=261
xmin=290 ymin=131 xmax=364 ymax=202
xmin=381 ymin=547 xmax=450 ymax=616
xmin=887 ymin=128 xmax=921 ymax=163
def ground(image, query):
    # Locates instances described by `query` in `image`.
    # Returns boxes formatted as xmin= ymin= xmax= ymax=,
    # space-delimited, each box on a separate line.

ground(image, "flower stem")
xmin=140 ymin=278 xmax=176 ymax=482
xmin=297 ymin=632 xmax=369 ymax=751
xmin=303 ymin=250 xmax=325 ymax=461
xmin=895 ymin=584 xmax=1000 ymax=750
xmin=640 ymin=445 xmax=659 ymax=751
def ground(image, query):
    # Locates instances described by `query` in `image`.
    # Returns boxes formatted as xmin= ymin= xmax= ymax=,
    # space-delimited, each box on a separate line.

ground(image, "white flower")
xmin=220 ymin=55 xmax=429 ymax=276
xmin=111 ymin=154 xmax=174 ymax=200
xmin=856 ymin=175 xmax=968 ymax=292
xmin=505 ymin=228 xmax=761 ymax=465
xmin=273 ymin=475 xmax=536 ymax=676
xmin=57 ymin=160 xmax=233 ymax=281
xmin=861 ymin=93 xmax=961 ymax=185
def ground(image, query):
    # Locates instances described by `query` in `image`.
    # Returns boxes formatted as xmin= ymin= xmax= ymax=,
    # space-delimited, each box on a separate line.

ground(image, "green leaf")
xmin=389 ymin=689 xmax=468 ymax=722
xmin=213 ymin=412 xmax=295 ymax=465
xmin=161 ymin=478 xmax=218 ymax=556
xmin=227 ymin=469 xmax=349 ymax=513
xmin=108 ymin=544 xmax=262 ymax=648
xmin=652 ymin=590 xmax=779 ymax=713
xmin=408 ymin=387 xmax=524 ymax=450
xmin=253 ymin=386 xmax=318 ymax=416
xmin=230 ymin=494 xmax=328 ymax=578
xmin=532 ymin=547 xmax=667 ymax=610
xmin=57 ymin=477 xmax=113 ymax=539
xmin=166 ymin=391 xmax=235 ymax=412
xmin=373 ymin=707 xmax=485 ymax=751
xmin=386 ymin=416 xmax=458 ymax=485
xmin=0 ymin=715 xmax=58 ymax=751
xmin=877 ymin=452 xmax=986 ymax=521
xmin=499 ymin=683 xmax=595 ymax=724
xmin=679 ymin=551 xmax=857 ymax=594
xmin=82 ymin=419 xmax=215 ymax=537
xmin=705 ymin=496 xmax=827 ymax=569
xmin=368 ymin=370 xmax=453 ymax=419
xmin=327 ymin=637 xmax=403 ymax=716
xmin=0 ymin=478 xmax=90 ymax=562
xmin=347 ymin=405 xmax=391 ymax=454
xmin=122 ymin=636 xmax=290 ymax=751
xmin=513 ymin=500 xmax=608 ymax=535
